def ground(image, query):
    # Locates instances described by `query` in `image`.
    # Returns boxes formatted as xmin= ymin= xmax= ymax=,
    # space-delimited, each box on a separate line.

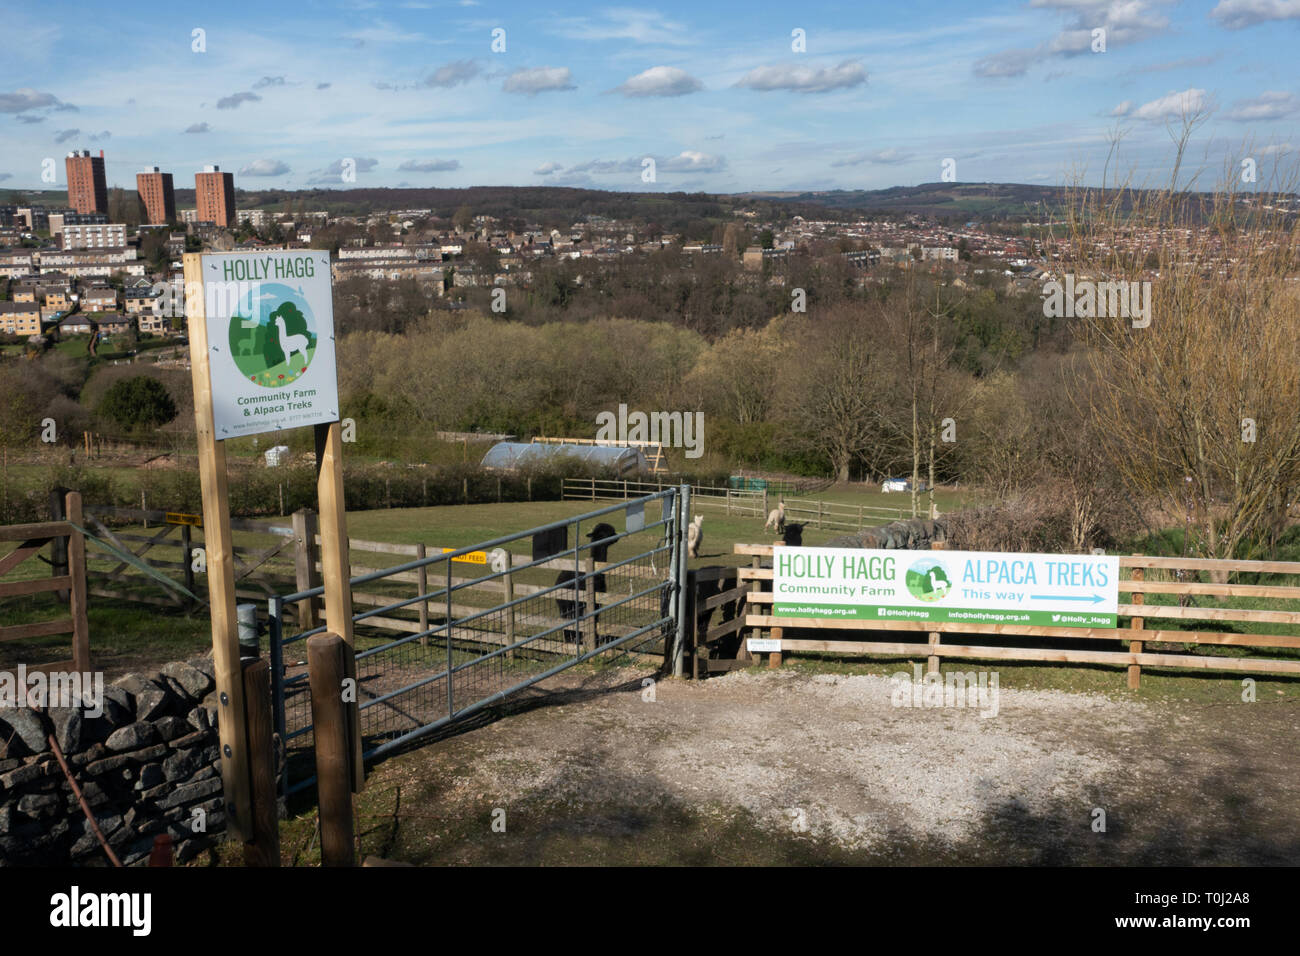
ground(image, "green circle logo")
xmin=228 ymin=282 xmax=318 ymax=388
xmin=905 ymin=558 xmax=952 ymax=602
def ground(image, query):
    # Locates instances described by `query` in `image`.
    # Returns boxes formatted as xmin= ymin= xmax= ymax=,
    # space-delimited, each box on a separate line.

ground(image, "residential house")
xmin=0 ymin=301 xmax=42 ymax=336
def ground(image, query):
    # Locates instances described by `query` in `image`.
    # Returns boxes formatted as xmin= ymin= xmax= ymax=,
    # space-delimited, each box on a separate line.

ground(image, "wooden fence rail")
xmin=735 ymin=542 xmax=1300 ymax=687
xmin=0 ymin=491 xmax=90 ymax=673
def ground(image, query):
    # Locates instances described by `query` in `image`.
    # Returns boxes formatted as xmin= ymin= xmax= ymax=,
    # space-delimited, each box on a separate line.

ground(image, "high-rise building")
xmin=65 ymin=150 xmax=108 ymax=215
xmin=136 ymin=167 xmax=176 ymax=224
xmin=195 ymin=165 xmax=235 ymax=227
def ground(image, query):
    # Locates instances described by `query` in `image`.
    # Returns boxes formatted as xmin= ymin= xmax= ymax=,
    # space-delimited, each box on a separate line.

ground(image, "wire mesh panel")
xmin=270 ymin=488 xmax=683 ymax=795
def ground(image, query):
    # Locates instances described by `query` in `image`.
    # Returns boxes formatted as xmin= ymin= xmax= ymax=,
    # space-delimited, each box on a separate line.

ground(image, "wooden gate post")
xmin=504 ymin=551 xmax=515 ymax=661
xmin=583 ymin=553 xmax=598 ymax=651
xmin=1128 ymin=558 xmax=1145 ymax=690
xmin=416 ymin=543 xmax=429 ymax=647
xmin=292 ymin=509 xmax=321 ymax=630
xmin=184 ymin=252 xmax=252 ymax=842
xmin=65 ymin=492 xmax=89 ymax=674
xmin=241 ymin=657 xmax=280 ymax=867
xmin=48 ymin=487 xmax=69 ymax=602
xmin=307 ymin=633 xmax=356 ymax=867
xmin=928 ymin=540 xmax=945 ymax=674
xmin=769 ymin=540 xmax=784 ymax=668
xmin=315 ymin=423 xmax=362 ymax=792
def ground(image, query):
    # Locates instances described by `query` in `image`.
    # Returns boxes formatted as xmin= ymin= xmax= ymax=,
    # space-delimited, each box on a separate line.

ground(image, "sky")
xmin=1 ymin=0 xmax=1299 ymax=196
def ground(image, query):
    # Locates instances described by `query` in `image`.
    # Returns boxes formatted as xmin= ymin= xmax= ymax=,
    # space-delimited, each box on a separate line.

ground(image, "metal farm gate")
xmin=267 ymin=487 xmax=689 ymax=795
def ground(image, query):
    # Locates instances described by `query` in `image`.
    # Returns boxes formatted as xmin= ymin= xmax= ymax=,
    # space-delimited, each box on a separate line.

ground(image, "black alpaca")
xmin=555 ymin=522 xmax=616 ymax=647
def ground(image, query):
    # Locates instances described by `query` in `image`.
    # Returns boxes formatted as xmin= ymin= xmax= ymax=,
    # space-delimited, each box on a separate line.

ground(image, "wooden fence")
xmin=685 ymin=566 xmax=750 ymax=679
xmin=0 ymin=491 xmax=90 ymax=672
xmin=563 ymin=477 xmax=765 ymax=516
xmin=734 ymin=542 xmax=1300 ymax=687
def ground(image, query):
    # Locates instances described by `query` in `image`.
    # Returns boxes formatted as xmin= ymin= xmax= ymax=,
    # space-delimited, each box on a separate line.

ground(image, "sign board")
xmin=165 ymin=512 xmax=203 ymax=527
xmin=747 ymin=638 xmax=783 ymax=653
xmin=438 ymin=547 xmax=487 ymax=564
xmin=773 ymin=547 xmax=1119 ymax=628
xmin=199 ymin=250 xmax=339 ymax=440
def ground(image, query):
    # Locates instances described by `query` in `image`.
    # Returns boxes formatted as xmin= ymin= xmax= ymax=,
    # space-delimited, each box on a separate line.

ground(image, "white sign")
xmin=773 ymin=547 xmax=1119 ymax=628
xmin=200 ymin=251 xmax=339 ymax=439
xmin=747 ymin=638 xmax=782 ymax=652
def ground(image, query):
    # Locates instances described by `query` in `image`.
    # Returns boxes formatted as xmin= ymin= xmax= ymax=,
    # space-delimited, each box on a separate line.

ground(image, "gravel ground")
xmin=361 ymin=664 xmax=1300 ymax=865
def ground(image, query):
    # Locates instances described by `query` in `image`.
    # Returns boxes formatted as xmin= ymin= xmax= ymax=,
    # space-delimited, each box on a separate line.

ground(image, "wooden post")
xmin=315 ymin=422 xmax=362 ymax=792
xmin=726 ymin=488 xmax=731 ymax=515
xmin=462 ymin=476 xmax=468 ymax=503
xmin=770 ymin=540 xmax=784 ymax=668
xmin=65 ymin=492 xmax=89 ymax=675
xmin=416 ymin=543 xmax=429 ymax=647
xmin=584 ymin=553 xmax=598 ymax=651
xmin=1128 ymin=558 xmax=1144 ymax=690
xmin=241 ymin=657 xmax=280 ymax=867
xmin=181 ymin=522 xmax=195 ymax=600
xmin=306 ymin=633 xmax=355 ymax=867
xmin=763 ymin=489 xmax=769 ymax=523
xmin=504 ymin=551 xmax=515 ymax=661
xmin=526 ymin=476 xmax=532 ymax=502
xmin=927 ymin=540 xmax=945 ymax=674
xmin=48 ymin=488 xmax=69 ymax=602
xmin=745 ymin=553 xmax=760 ymax=666
xmin=817 ymin=500 xmax=823 ymax=529
xmin=184 ymin=252 xmax=252 ymax=842
xmin=292 ymin=509 xmax=321 ymax=630
xmin=687 ymin=568 xmax=699 ymax=680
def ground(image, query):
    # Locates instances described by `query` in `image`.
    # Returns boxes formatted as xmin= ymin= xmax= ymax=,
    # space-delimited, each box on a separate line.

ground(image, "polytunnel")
xmin=479 ymin=442 xmax=647 ymax=477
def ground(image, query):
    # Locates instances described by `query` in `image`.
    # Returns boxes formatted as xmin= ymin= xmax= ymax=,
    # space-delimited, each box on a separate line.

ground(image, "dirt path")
xmin=356 ymin=665 xmax=1300 ymax=865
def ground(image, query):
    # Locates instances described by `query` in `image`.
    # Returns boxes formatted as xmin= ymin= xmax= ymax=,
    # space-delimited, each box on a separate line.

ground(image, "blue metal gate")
xmin=266 ymin=486 xmax=689 ymax=795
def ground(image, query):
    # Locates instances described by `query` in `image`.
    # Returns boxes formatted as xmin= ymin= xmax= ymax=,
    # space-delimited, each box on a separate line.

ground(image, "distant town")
xmin=9 ymin=147 xmax=1293 ymax=355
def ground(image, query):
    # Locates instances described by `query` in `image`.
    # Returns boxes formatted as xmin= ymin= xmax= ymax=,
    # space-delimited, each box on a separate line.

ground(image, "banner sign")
xmin=773 ymin=547 xmax=1119 ymax=628
xmin=200 ymin=251 xmax=339 ymax=439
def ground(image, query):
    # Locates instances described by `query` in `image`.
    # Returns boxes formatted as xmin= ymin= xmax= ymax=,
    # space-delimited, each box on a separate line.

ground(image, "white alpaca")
xmin=928 ymin=569 xmax=948 ymax=598
xmin=687 ymin=515 xmax=704 ymax=558
xmin=764 ymin=498 xmax=786 ymax=532
xmin=274 ymin=316 xmax=310 ymax=366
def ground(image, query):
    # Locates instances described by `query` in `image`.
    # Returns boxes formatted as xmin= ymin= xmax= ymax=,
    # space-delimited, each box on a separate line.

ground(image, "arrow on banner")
xmin=1030 ymin=593 xmax=1105 ymax=604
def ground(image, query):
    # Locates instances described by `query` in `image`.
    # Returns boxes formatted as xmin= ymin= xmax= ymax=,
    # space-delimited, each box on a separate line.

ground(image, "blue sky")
xmin=2 ymin=0 xmax=1299 ymax=195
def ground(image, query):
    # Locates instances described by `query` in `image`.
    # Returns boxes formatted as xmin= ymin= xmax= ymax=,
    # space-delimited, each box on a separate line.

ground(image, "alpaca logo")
xmin=227 ymin=282 xmax=318 ymax=388
xmin=905 ymin=557 xmax=952 ymax=603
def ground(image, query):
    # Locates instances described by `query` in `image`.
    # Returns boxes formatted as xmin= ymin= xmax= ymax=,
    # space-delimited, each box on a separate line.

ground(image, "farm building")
xmin=481 ymin=441 xmax=647 ymax=477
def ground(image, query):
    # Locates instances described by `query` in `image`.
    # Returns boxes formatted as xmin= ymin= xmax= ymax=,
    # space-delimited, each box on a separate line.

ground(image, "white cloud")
xmin=1226 ymin=90 xmax=1299 ymax=121
xmin=1131 ymin=88 xmax=1209 ymax=122
xmin=735 ymin=60 xmax=867 ymax=94
xmin=344 ymin=20 xmax=426 ymax=45
xmin=974 ymin=48 xmax=1041 ymax=78
xmin=0 ymin=88 xmax=63 ymax=112
xmin=398 ymin=159 xmax=460 ymax=171
xmin=184 ymin=122 xmax=211 ymax=133
xmin=1211 ymin=0 xmax=1300 ymax=29
xmin=1111 ymin=100 xmax=1133 ymax=116
xmin=424 ymin=60 xmax=481 ymax=88
xmin=615 ymin=66 xmax=702 ymax=97
xmin=239 ymin=158 xmax=290 ymax=176
xmin=830 ymin=148 xmax=912 ymax=167
xmin=502 ymin=67 xmax=576 ymax=95
xmin=533 ymin=162 xmax=563 ymax=176
xmin=217 ymin=91 xmax=261 ymax=109
xmin=1259 ymin=142 xmax=1294 ymax=155
xmin=659 ymin=151 xmax=725 ymax=172
xmin=253 ymin=76 xmax=286 ymax=89
xmin=554 ymin=10 xmax=692 ymax=45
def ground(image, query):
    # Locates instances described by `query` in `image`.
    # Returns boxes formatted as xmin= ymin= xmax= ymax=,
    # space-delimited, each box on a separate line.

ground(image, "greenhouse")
xmin=479 ymin=442 xmax=648 ymax=477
